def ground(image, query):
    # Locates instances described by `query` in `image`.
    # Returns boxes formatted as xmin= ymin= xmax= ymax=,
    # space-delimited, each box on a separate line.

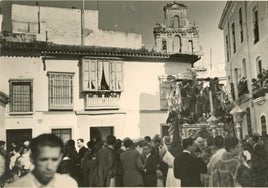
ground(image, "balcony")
xmin=85 ymin=92 xmax=120 ymax=110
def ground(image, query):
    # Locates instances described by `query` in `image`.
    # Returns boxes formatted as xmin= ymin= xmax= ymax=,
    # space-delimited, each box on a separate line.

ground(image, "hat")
xmin=135 ymin=138 xmax=144 ymax=143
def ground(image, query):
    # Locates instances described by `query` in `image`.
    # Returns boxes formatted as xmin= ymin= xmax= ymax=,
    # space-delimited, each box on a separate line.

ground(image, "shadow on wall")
xmin=138 ymin=92 xmax=168 ymax=138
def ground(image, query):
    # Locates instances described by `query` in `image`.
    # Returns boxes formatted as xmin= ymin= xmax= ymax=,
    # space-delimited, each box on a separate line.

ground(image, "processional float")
xmin=164 ymin=68 xmax=234 ymax=148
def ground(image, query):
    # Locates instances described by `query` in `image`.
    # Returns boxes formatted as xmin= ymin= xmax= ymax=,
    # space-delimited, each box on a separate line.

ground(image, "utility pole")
xmin=210 ymin=48 xmax=212 ymax=70
xmin=81 ymin=0 xmax=85 ymax=45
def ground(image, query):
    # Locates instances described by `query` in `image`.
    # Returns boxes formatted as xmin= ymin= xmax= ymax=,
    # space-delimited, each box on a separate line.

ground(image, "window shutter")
xmin=90 ymin=60 xmax=97 ymax=90
xmin=82 ymin=59 xmax=90 ymax=91
xmin=116 ymin=62 xmax=123 ymax=91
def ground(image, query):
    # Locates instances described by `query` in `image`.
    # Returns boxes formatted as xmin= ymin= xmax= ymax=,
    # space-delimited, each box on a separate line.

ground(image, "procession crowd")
xmin=1 ymin=133 xmax=268 ymax=187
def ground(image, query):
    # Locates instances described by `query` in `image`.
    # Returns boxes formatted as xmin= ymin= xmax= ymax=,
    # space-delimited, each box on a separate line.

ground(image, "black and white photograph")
xmin=0 ymin=0 xmax=268 ymax=187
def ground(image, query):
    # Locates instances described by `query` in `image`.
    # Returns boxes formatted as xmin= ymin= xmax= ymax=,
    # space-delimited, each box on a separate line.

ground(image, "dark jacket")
xmin=81 ymin=155 xmax=97 ymax=187
xmin=96 ymin=146 xmax=117 ymax=187
xmin=78 ymin=146 xmax=87 ymax=160
xmin=120 ymin=148 xmax=144 ymax=187
xmin=143 ymin=153 xmax=158 ymax=187
xmin=174 ymin=151 xmax=207 ymax=187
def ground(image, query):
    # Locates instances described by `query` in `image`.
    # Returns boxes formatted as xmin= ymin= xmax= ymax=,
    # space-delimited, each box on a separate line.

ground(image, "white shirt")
xmin=6 ymin=172 xmax=78 ymax=187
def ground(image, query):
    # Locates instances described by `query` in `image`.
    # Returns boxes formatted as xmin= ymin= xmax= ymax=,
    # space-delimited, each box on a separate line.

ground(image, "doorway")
xmin=6 ymin=129 xmax=32 ymax=151
xmin=90 ymin=126 xmax=114 ymax=141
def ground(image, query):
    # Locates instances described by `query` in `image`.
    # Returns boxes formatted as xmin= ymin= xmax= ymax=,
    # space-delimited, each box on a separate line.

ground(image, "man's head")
xmin=114 ymin=139 xmax=122 ymax=151
xmin=106 ymin=135 xmax=116 ymax=146
xmin=225 ymin=137 xmax=241 ymax=156
xmin=144 ymin=136 xmax=151 ymax=144
xmin=182 ymin=137 xmax=196 ymax=153
xmin=214 ymin=136 xmax=224 ymax=149
xmin=123 ymin=139 xmax=134 ymax=148
xmin=142 ymin=144 xmax=151 ymax=156
xmin=77 ymin=138 xmax=84 ymax=148
xmin=30 ymin=134 xmax=64 ymax=185
xmin=152 ymin=135 xmax=162 ymax=148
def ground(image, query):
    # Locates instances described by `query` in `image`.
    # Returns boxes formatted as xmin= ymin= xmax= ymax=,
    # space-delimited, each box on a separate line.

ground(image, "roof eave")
xmin=218 ymin=1 xmax=232 ymax=30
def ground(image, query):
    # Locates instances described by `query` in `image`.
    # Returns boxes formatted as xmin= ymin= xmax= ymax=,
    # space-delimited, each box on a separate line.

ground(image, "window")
xmin=256 ymin=56 xmax=262 ymax=75
xmin=234 ymin=68 xmax=239 ymax=86
xmin=82 ymin=59 xmax=123 ymax=92
xmin=162 ymin=40 xmax=167 ymax=52
xmin=173 ymin=16 xmax=179 ymax=28
xmin=253 ymin=6 xmax=259 ymax=44
xmin=261 ymin=115 xmax=267 ymax=134
xmin=9 ymin=79 xmax=33 ymax=113
xmin=226 ymin=35 xmax=230 ymax=62
xmin=231 ymin=23 xmax=236 ymax=53
xmin=48 ymin=72 xmax=74 ymax=110
xmin=242 ymin=59 xmax=247 ymax=78
xmin=159 ymin=77 xmax=176 ymax=110
xmin=173 ymin=35 xmax=182 ymax=53
xmin=52 ymin=129 xmax=72 ymax=143
xmin=239 ymin=8 xmax=244 ymax=43
xmin=246 ymin=108 xmax=252 ymax=136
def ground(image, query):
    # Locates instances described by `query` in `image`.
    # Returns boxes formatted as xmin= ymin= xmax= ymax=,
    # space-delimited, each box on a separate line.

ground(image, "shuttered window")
xmin=48 ymin=72 xmax=74 ymax=110
xmin=82 ymin=59 xmax=123 ymax=92
xmin=9 ymin=79 xmax=33 ymax=113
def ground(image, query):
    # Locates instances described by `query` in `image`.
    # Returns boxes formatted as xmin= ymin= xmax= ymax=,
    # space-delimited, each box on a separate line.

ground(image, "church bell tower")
xmin=153 ymin=1 xmax=202 ymax=55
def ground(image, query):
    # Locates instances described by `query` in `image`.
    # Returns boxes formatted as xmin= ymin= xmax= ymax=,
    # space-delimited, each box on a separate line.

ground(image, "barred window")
xmin=9 ymin=79 xmax=33 ymax=113
xmin=48 ymin=72 xmax=74 ymax=110
xmin=52 ymin=128 xmax=72 ymax=143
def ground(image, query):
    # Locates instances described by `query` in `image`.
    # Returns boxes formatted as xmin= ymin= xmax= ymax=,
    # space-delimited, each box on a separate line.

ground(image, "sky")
xmin=1 ymin=0 xmax=227 ymax=70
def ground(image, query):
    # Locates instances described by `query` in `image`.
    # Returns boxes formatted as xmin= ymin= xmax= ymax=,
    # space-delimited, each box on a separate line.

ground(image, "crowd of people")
xmin=1 ymin=132 xmax=268 ymax=187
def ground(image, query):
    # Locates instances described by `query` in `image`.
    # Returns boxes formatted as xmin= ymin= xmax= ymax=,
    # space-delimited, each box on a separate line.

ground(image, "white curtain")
xmin=97 ymin=60 xmax=103 ymax=89
xmin=103 ymin=61 xmax=110 ymax=89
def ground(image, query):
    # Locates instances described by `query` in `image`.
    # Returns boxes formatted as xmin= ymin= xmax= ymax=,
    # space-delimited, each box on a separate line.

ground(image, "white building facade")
xmin=0 ymin=3 xmax=201 ymax=148
xmin=219 ymin=1 xmax=268 ymax=137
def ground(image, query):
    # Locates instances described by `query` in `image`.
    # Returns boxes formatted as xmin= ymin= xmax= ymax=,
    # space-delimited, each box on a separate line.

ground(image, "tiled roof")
xmin=44 ymin=43 xmax=169 ymax=58
xmin=1 ymin=40 xmax=200 ymax=61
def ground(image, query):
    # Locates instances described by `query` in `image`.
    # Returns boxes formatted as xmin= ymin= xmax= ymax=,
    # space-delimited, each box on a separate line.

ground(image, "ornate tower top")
xmin=163 ymin=1 xmax=188 ymax=28
xmin=153 ymin=2 xmax=202 ymax=55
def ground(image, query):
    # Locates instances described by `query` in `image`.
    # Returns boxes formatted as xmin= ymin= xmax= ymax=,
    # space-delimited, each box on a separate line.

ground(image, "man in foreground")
xmin=6 ymin=133 xmax=78 ymax=187
xmin=174 ymin=137 xmax=207 ymax=187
